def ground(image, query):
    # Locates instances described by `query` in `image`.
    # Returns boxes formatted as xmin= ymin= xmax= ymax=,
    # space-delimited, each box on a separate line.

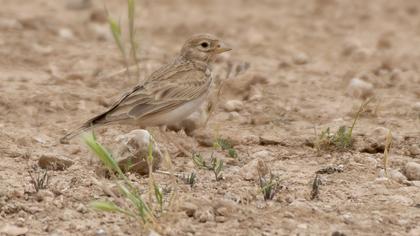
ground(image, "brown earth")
xmin=1 ymin=0 xmax=420 ymax=235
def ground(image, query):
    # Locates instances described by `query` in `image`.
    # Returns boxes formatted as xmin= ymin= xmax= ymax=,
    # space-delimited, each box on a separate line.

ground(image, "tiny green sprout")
xmin=260 ymin=179 xmax=277 ymax=201
xmin=211 ymin=156 xmax=224 ymax=181
xmin=107 ymin=17 xmax=126 ymax=59
xmin=315 ymin=98 xmax=372 ymax=151
xmin=28 ymin=166 xmax=49 ymax=192
xmin=310 ymin=174 xmax=322 ymax=200
xmin=154 ymin=183 xmax=163 ymax=212
xmin=147 ymin=135 xmax=154 ymax=164
xmin=228 ymin=148 xmax=238 ymax=158
xmin=181 ymin=172 xmax=197 ymax=187
xmin=214 ymin=138 xmax=238 ymax=158
xmin=259 ymin=175 xmax=280 ymax=201
xmin=214 ymin=138 xmax=231 ymax=150
xmin=127 ymin=0 xmax=140 ymax=76
xmin=192 ymin=152 xmax=206 ymax=168
xmin=192 ymin=152 xmax=223 ymax=181
xmin=383 ymin=129 xmax=392 ymax=177
xmin=332 ymin=125 xmax=352 ymax=149
xmin=257 ymin=160 xmax=280 ymax=201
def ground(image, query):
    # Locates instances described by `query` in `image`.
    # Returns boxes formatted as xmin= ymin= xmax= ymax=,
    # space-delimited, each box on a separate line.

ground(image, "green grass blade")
xmin=107 ymin=16 xmax=126 ymax=58
xmin=214 ymin=138 xmax=232 ymax=150
xmin=147 ymin=136 xmax=154 ymax=164
xmin=154 ymin=183 xmax=163 ymax=211
xmin=228 ymin=148 xmax=238 ymax=158
xmin=128 ymin=0 xmax=135 ymax=34
xmin=82 ymin=132 xmax=124 ymax=176
xmin=192 ymin=152 xmax=205 ymax=168
xmin=118 ymin=183 xmax=151 ymax=222
xmin=90 ymin=200 xmax=136 ymax=217
xmin=127 ymin=0 xmax=140 ymax=76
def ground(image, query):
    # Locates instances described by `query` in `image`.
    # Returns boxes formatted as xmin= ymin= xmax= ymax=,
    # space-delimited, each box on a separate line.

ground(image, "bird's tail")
xmin=60 ymin=92 xmax=134 ymax=144
xmin=59 ymin=109 xmax=110 ymax=143
xmin=59 ymin=107 xmax=130 ymax=143
xmin=59 ymin=122 xmax=96 ymax=144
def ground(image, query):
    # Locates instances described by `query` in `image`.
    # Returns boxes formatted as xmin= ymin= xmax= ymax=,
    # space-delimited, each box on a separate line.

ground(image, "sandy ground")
xmin=1 ymin=0 xmax=420 ymax=235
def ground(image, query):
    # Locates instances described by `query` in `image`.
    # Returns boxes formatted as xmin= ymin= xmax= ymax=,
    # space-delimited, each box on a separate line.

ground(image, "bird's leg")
xmin=158 ymin=126 xmax=192 ymax=157
xmin=159 ymin=125 xmax=167 ymax=133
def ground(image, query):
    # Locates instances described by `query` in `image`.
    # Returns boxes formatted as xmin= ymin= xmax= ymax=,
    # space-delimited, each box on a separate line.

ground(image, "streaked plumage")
xmin=60 ymin=34 xmax=231 ymax=142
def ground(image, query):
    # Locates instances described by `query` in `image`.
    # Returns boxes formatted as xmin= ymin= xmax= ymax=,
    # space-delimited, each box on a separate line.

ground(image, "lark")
xmin=60 ymin=34 xmax=231 ymax=143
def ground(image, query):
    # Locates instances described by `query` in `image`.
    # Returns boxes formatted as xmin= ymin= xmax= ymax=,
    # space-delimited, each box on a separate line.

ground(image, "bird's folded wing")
xmin=104 ymin=68 xmax=210 ymax=121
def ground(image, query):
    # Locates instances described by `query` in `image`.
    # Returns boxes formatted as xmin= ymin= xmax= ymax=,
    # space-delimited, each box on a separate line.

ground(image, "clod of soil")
xmin=38 ymin=154 xmax=74 ymax=171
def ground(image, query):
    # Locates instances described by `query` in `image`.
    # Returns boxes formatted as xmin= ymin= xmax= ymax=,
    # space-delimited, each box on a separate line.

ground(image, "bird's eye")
xmin=200 ymin=42 xmax=209 ymax=48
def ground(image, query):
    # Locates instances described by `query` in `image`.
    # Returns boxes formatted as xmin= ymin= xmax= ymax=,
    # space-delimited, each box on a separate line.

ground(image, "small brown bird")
xmin=61 ymin=34 xmax=231 ymax=142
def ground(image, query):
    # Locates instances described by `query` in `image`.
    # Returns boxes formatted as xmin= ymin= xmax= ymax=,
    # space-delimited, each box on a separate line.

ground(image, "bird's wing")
xmin=104 ymin=62 xmax=211 ymax=121
xmin=60 ymin=59 xmax=211 ymax=142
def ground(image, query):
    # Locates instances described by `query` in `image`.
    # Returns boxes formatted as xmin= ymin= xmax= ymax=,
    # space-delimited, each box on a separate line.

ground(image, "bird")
xmin=60 ymin=34 xmax=231 ymax=143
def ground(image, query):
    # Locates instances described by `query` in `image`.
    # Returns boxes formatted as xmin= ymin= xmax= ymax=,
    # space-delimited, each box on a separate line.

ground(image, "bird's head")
xmin=180 ymin=34 xmax=231 ymax=63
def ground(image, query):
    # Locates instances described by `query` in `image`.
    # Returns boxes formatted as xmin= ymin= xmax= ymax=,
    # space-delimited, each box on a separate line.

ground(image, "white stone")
xmin=412 ymin=102 xmax=420 ymax=112
xmin=0 ymin=224 xmax=28 ymax=236
xmin=254 ymin=150 xmax=273 ymax=159
xmin=148 ymin=230 xmax=162 ymax=236
xmin=293 ymin=52 xmax=309 ymax=65
xmin=354 ymin=155 xmax=377 ymax=169
xmin=409 ymin=145 xmax=420 ymax=156
xmin=0 ymin=19 xmax=23 ymax=30
xmin=239 ymin=159 xmax=259 ymax=181
xmin=404 ymin=162 xmax=420 ymax=181
xmin=409 ymin=226 xmax=420 ymax=236
xmin=347 ymin=78 xmax=374 ymax=99
xmin=115 ymin=129 xmax=162 ymax=175
xmin=387 ymin=195 xmax=413 ymax=206
xmin=411 ymin=181 xmax=420 ymax=187
xmin=89 ymin=23 xmax=113 ymax=41
xmin=378 ymin=169 xmax=407 ymax=184
xmin=58 ymin=28 xmax=75 ymax=40
xmin=223 ymin=100 xmax=244 ymax=112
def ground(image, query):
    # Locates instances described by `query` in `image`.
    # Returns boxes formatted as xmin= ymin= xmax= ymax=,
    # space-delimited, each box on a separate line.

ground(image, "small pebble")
xmin=342 ymin=39 xmax=361 ymax=56
xmin=413 ymin=102 xmax=420 ymax=112
xmin=293 ymin=52 xmax=309 ymax=65
xmin=148 ymin=230 xmax=161 ymax=236
xmin=408 ymin=145 xmax=420 ymax=156
xmin=58 ymin=28 xmax=75 ymax=40
xmin=239 ymin=159 xmax=260 ymax=181
xmin=0 ymin=224 xmax=28 ymax=236
xmin=378 ymin=169 xmax=407 ymax=184
xmin=38 ymin=154 xmax=74 ymax=171
xmin=0 ymin=19 xmax=23 ymax=30
xmin=404 ymin=162 xmax=420 ymax=181
xmin=347 ymin=78 xmax=374 ymax=99
xmin=254 ymin=150 xmax=272 ymax=159
xmin=96 ymin=229 xmax=107 ymax=236
xmin=76 ymin=203 xmax=88 ymax=214
xmin=354 ymin=155 xmax=377 ymax=169
xmin=194 ymin=207 xmax=214 ymax=223
xmin=223 ymin=100 xmax=243 ymax=112
xmin=179 ymin=202 xmax=198 ymax=217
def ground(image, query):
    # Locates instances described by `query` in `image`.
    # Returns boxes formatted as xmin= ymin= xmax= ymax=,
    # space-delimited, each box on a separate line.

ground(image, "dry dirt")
xmin=1 ymin=0 xmax=420 ymax=235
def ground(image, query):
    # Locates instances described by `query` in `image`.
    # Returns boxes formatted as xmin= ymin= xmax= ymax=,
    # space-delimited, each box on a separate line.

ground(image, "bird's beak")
xmin=214 ymin=42 xmax=232 ymax=54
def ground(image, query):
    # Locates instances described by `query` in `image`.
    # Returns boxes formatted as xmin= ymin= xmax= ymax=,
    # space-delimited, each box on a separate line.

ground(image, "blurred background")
xmin=1 ymin=0 xmax=420 ymax=235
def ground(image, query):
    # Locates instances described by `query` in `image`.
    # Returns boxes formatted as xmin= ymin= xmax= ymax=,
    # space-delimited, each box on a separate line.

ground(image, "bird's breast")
xmin=138 ymin=92 xmax=208 ymax=127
